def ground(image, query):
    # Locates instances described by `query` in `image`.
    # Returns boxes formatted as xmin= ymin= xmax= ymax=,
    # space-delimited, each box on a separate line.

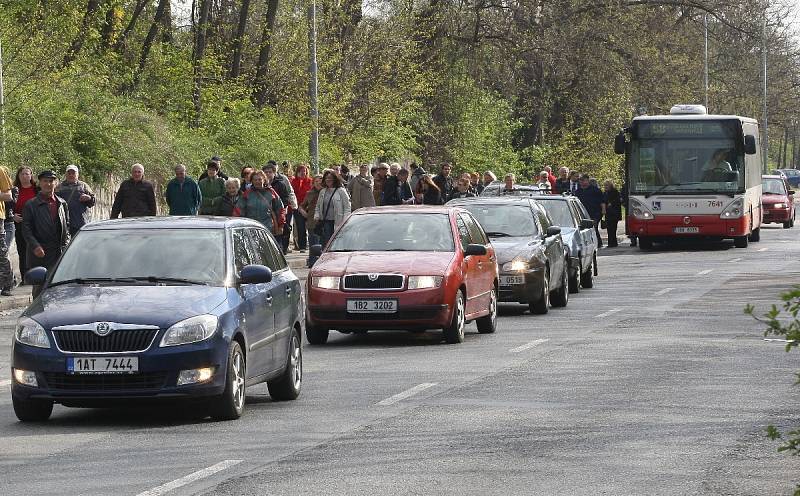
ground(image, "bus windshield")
xmin=629 ymin=120 xmax=745 ymax=195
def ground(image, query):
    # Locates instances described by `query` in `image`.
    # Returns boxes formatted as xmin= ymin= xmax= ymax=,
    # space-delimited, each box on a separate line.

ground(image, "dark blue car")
xmin=11 ymin=217 xmax=304 ymax=421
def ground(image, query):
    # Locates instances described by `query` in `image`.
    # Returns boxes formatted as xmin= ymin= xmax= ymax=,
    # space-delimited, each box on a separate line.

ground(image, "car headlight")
xmin=407 ymin=275 xmax=443 ymax=290
xmin=160 ymin=314 xmax=219 ymax=347
xmin=311 ymin=276 xmax=340 ymax=290
xmin=15 ymin=317 xmax=50 ymax=348
xmin=502 ymin=260 xmax=529 ymax=272
xmin=772 ymin=203 xmax=786 ymax=209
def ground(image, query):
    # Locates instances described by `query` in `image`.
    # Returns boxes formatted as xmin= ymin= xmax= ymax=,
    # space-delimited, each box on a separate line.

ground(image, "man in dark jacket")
xmin=110 ymin=164 xmax=157 ymax=218
xmin=56 ymin=164 xmax=96 ymax=236
xmin=165 ymin=164 xmax=202 ymax=215
xmin=433 ymin=163 xmax=454 ymax=201
xmin=383 ymin=169 xmax=413 ymax=205
xmin=574 ymin=174 xmax=606 ymax=248
xmin=263 ymin=161 xmax=297 ymax=253
xmin=22 ymin=170 xmax=70 ymax=271
xmin=554 ymin=167 xmax=571 ymax=194
xmin=409 ymin=162 xmax=427 ymax=193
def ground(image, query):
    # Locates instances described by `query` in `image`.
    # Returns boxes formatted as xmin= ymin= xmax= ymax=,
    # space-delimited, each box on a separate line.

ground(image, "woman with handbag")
xmin=233 ymin=170 xmax=286 ymax=237
xmin=314 ymin=170 xmax=351 ymax=249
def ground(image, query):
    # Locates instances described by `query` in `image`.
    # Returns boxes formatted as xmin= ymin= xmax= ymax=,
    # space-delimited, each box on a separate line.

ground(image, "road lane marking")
xmin=697 ymin=269 xmax=713 ymax=276
xmin=764 ymin=338 xmax=797 ymax=344
xmin=136 ymin=460 xmax=243 ymax=496
xmin=0 ymin=379 xmax=10 ymax=387
xmin=594 ymin=308 xmax=622 ymax=319
xmin=509 ymin=338 xmax=550 ymax=354
xmin=652 ymin=288 xmax=674 ymax=297
xmin=377 ymin=383 xmax=437 ymax=406
xmin=758 ymin=247 xmax=768 ymax=252
xmin=728 ymin=257 xmax=742 ymax=263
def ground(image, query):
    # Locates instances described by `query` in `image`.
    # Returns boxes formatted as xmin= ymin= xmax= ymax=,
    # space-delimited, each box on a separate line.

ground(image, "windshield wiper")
xmin=130 ymin=276 xmax=208 ymax=286
xmin=644 ymin=183 xmax=676 ymax=198
xmin=48 ymin=277 xmax=138 ymax=287
xmin=484 ymin=231 xmax=513 ymax=237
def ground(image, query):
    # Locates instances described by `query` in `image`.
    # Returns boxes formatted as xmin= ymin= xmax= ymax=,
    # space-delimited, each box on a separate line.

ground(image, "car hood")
xmin=25 ymin=285 xmax=229 ymax=330
xmin=314 ymin=251 xmax=455 ymax=275
xmin=762 ymin=193 xmax=789 ymax=204
xmin=489 ymin=237 xmax=544 ymax=265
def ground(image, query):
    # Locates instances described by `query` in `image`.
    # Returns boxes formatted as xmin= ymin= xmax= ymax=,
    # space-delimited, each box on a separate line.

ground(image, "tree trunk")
xmin=131 ymin=0 xmax=169 ymax=90
xmin=100 ymin=6 xmax=117 ymax=49
xmin=192 ymin=0 xmax=212 ymax=127
xmin=252 ymin=0 xmax=280 ymax=108
xmin=782 ymin=127 xmax=789 ymax=168
xmin=792 ymin=124 xmax=798 ymax=168
xmin=63 ymin=0 xmax=103 ymax=67
xmin=160 ymin=0 xmax=173 ymax=43
xmin=229 ymin=0 xmax=252 ymax=79
xmin=114 ymin=0 xmax=148 ymax=52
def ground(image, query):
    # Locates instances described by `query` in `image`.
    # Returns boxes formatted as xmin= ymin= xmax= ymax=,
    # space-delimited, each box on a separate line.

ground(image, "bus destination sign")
xmin=637 ymin=121 xmax=735 ymax=139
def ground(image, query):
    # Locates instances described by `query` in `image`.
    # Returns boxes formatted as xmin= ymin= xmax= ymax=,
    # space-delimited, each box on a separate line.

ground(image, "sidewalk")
xmin=0 ymin=286 xmax=31 ymax=312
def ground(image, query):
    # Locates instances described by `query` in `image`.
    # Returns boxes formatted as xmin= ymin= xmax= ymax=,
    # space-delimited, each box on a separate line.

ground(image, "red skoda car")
xmin=306 ymin=206 xmax=499 ymax=344
xmin=762 ymin=175 xmax=795 ymax=228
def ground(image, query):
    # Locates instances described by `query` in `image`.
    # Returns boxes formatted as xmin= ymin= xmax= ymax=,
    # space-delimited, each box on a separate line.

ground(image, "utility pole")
xmin=762 ymin=5 xmax=769 ymax=172
xmin=0 ymin=39 xmax=6 ymax=159
xmin=703 ymin=14 xmax=709 ymax=110
xmin=307 ymin=0 xmax=319 ymax=174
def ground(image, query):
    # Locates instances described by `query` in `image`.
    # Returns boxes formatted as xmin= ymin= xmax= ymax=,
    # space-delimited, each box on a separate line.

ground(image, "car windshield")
xmin=459 ymin=204 xmax=539 ymax=237
xmin=537 ymin=199 xmax=576 ymax=228
xmin=762 ymin=178 xmax=787 ymax=195
xmin=328 ymin=213 xmax=455 ymax=252
xmin=51 ymin=229 xmax=227 ymax=286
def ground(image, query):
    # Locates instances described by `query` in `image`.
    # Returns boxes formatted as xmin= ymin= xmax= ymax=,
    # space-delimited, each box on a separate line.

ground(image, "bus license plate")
xmin=347 ymin=299 xmax=397 ymax=313
xmin=673 ymin=227 xmax=699 ymax=233
xmin=67 ymin=357 xmax=138 ymax=374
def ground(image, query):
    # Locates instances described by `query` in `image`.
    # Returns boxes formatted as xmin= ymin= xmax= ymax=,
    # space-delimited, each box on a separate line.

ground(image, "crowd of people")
xmin=0 ymin=156 xmax=625 ymax=289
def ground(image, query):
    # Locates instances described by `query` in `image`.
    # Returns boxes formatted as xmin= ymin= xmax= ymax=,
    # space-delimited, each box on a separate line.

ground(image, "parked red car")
xmin=306 ymin=206 xmax=499 ymax=344
xmin=762 ymin=175 xmax=795 ymax=228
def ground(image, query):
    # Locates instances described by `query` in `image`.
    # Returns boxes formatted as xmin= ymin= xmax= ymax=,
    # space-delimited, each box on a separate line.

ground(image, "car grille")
xmin=343 ymin=274 xmax=404 ymax=290
xmin=53 ymin=329 xmax=159 ymax=353
xmin=43 ymin=372 xmax=167 ymax=391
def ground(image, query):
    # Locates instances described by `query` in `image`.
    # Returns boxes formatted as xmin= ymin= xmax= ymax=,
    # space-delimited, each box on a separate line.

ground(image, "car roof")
xmin=352 ymin=205 xmax=462 ymax=215
xmin=82 ymin=216 xmax=265 ymax=231
xmin=526 ymin=194 xmax=574 ymax=202
xmin=762 ymin=175 xmax=783 ymax=180
xmin=448 ymin=197 xmax=535 ymax=206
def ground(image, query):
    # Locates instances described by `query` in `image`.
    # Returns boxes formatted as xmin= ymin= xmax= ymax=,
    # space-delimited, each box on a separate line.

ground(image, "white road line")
xmin=697 ymin=269 xmax=713 ymax=276
xmin=758 ymin=247 xmax=768 ymax=252
xmin=136 ymin=460 xmax=243 ymax=496
xmin=377 ymin=383 xmax=437 ymax=406
xmin=0 ymin=379 xmax=11 ymax=387
xmin=764 ymin=338 xmax=797 ymax=344
xmin=728 ymin=257 xmax=742 ymax=263
xmin=594 ymin=308 xmax=622 ymax=319
xmin=509 ymin=338 xmax=550 ymax=354
xmin=652 ymin=288 xmax=674 ymax=297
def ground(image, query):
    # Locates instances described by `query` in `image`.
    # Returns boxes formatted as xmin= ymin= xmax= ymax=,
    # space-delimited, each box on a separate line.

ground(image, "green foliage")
xmin=745 ymin=286 xmax=800 ymax=496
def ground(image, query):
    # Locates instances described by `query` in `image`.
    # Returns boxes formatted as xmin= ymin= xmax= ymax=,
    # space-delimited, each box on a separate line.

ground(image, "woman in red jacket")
xmin=13 ymin=167 xmax=38 ymax=280
xmin=290 ymin=165 xmax=313 ymax=252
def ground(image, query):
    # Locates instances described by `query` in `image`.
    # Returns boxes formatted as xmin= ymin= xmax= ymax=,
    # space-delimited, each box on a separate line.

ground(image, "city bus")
xmin=614 ymin=104 xmax=763 ymax=249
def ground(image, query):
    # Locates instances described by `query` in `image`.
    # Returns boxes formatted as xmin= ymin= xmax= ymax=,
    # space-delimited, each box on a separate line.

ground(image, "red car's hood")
xmin=762 ymin=192 xmax=789 ymax=204
xmin=313 ymin=251 xmax=455 ymax=276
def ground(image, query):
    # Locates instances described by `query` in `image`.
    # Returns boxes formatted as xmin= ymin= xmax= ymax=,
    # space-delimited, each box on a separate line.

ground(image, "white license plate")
xmin=673 ymin=227 xmax=699 ymax=233
xmin=500 ymin=275 xmax=525 ymax=286
xmin=347 ymin=299 xmax=397 ymax=313
xmin=67 ymin=357 xmax=139 ymax=374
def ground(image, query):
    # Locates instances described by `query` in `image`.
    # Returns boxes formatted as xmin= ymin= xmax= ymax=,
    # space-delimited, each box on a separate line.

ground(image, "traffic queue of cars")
xmin=10 ymin=194 xmax=596 ymax=423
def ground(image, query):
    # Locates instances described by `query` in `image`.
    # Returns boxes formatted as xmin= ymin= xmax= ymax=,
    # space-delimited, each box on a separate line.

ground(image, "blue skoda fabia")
xmin=11 ymin=216 xmax=304 ymax=421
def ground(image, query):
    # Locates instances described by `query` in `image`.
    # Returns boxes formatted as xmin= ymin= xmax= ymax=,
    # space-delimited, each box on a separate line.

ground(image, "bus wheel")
xmin=639 ymin=237 xmax=653 ymax=250
xmin=734 ymin=235 xmax=749 ymax=248
xmin=749 ymin=227 xmax=760 ymax=241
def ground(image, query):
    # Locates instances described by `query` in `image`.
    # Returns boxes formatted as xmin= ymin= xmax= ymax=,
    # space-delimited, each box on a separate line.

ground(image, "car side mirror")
xmin=239 ymin=264 xmax=272 ymax=285
xmin=25 ymin=267 xmax=47 ymax=286
xmin=546 ymin=226 xmax=562 ymax=237
xmin=744 ymin=134 xmax=757 ymax=155
xmin=309 ymin=244 xmax=323 ymax=258
xmin=789 ymin=190 xmax=796 ymax=195
xmin=580 ymin=219 xmax=595 ymax=229
xmin=464 ymin=244 xmax=487 ymax=257
xmin=614 ymin=131 xmax=626 ymax=155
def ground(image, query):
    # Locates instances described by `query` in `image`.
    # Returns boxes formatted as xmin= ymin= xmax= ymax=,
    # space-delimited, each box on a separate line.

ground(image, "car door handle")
xmin=265 ymin=293 xmax=273 ymax=305
xmin=286 ymin=286 xmax=292 ymax=295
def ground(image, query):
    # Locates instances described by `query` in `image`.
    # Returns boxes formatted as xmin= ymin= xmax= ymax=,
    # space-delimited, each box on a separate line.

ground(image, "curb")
xmin=0 ymin=293 xmax=31 ymax=312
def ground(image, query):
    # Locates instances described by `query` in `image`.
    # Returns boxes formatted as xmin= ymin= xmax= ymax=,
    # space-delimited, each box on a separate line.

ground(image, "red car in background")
xmin=762 ymin=175 xmax=795 ymax=228
xmin=306 ymin=206 xmax=499 ymax=345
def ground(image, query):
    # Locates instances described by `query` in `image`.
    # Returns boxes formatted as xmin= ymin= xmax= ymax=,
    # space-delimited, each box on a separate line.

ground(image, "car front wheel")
xmin=268 ymin=329 xmax=302 ymax=401
xmin=306 ymin=320 xmax=329 ymax=345
xmin=529 ymin=269 xmax=549 ymax=315
xmin=12 ymin=395 xmax=53 ymax=422
xmin=210 ymin=341 xmax=246 ymax=421
xmin=568 ymin=260 xmax=581 ymax=294
xmin=550 ymin=262 xmax=569 ymax=308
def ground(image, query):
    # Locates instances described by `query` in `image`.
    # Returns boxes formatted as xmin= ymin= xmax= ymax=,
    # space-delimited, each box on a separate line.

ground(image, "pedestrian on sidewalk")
xmin=603 ymin=180 xmax=622 ymax=248
xmin=301 ymin=174 xmax=323 ymax=267
xmin=314 ymin=170 xmax=351 ymax=247
xmin=212 ymin=179 xmax=242 ymax=217
xmin=291 ymin=165 xmax=313 ymax=252
xmin=263 ymin=161 xmax=297 ymax=254
xmin=4 ymin=184 xmax=17 ymax=287
xmin=13 ymin=166 xmax=38 ymax=279
xmin=22 ymin=171 xmax=70 ymax=273
xmin=0 ymin=164 xmax=16 ymax=295
xmin=555 ymin=167 xmax=570 ymax=194
xmin=234 ymin=170 xmax=286 ymax=235
xmin=198 ymin=161 xmax=226 ymax=215
xmin=347 ymin=164 xmax=375 ymax=211
xmin=165 ymin=164 xmax=202 ymax=216
xmin=574 ymin=174 xmax=606 ymax=248
xmin=110 ymin=163 xmax=157 ymax=218
xmin=56 ymin=164 xmax=95 ymax=237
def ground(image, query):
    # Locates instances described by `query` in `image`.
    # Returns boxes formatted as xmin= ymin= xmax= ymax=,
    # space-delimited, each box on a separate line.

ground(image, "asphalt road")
xmin=1 ymin=225 xmax=799 ymax=495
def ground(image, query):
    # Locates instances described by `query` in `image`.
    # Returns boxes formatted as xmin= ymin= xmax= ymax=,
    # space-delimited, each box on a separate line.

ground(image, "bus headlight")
xmin=630 ymin=198 xmax=654 ymax=220
xmin=720 ymin=198 xmax=744 ymax=219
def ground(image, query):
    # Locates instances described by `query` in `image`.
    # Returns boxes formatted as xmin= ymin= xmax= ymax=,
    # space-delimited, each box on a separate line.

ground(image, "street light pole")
xmin=703 ymin=14 xmax=709 ymax=109
xmin=0 ymin=39 xmax=6 ymax=159
xmin=762 ymin=5 xmax=769 ymax=173
xmin=307 ymin=0 xmax=320 ymax=175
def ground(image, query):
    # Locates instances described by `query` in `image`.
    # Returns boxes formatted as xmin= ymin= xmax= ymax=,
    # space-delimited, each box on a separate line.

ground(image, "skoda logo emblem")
xmin=683 ymin=216 xmax=692 ymax=225
xmin=368 ymin=274 xmax=379 ymax=282
xmin=94 ymin=322 xmax=112 ymax=337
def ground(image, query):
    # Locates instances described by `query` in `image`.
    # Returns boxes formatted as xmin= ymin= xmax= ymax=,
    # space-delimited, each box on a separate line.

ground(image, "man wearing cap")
xmin=56 ymin=164 xmax=95 ymax=237
xmin=111 ymin=163 xmax=157 ymax=218
xmin=165 ymin=164 xmax=202 ymax=216
xmin=0 ymin=164 xmax=14 ymax=295
xmin=21 ymin=171 xmax=70 ymax=272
